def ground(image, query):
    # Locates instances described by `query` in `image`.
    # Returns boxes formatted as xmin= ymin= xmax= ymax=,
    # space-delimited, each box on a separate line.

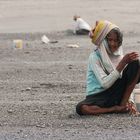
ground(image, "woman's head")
xmin=106 ymin=28 xmax=123 ymax=53
xmin=90 ymin=20 xmax=124 ymax=73
xmin=89 ymin=20 xmax=123 ymax=50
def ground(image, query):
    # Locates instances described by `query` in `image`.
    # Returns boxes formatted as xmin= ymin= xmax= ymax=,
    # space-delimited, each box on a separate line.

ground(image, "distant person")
xmin=73 ymin=15 xmax=91 ymax=35
xmin=76 ymin=20 xmax=140 ymax=116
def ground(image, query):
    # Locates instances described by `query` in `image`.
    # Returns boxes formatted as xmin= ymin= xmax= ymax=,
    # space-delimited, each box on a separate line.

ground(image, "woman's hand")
xmin=122 ymin=52 xmax=139 ymax=65
xmin=116 ymin=52 xmax=139 ymax=72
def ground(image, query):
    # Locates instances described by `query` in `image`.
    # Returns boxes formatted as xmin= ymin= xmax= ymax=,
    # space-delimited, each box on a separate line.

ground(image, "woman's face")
xmin=107 ymin=31 xmax=119 ymax=53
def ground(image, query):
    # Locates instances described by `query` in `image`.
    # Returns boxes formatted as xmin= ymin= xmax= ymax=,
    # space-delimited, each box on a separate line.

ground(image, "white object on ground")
xmin=74 ymin=18 xmax=91 ymax=33
xmin=13 ymin=39 xmax=23 ymax=49
xmin=134 ymin=89 xmax=140 ymax=93
xmin=41 ymin=35 xmax=50 ymax=44
xmin=134 ymin=89 xmax=140 ymax=103
xmin=67 ymin=44 xmax=79 ymax=48
xmin=134 ymin=89 xmax=140 ymax=112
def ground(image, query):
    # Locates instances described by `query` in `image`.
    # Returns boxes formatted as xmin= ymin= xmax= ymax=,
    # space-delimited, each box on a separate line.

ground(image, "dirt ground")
xmin=0 ymin=0 xmax=140 ymax=140
xmin=0 ymin=31 xmax=139 ymax=140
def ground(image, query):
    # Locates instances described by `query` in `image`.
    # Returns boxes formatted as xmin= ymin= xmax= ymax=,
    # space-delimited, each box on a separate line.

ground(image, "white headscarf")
xmin=90 ymin=20 xmax=123 ymax=73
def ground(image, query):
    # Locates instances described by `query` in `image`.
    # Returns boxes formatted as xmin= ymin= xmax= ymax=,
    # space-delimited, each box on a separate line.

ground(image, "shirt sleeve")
xmin=89 ymin=53 xmax=121 ymax=89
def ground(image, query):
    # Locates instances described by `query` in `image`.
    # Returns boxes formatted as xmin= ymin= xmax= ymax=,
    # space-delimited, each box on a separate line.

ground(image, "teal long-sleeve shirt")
xmin=86 ymin=50 xmax=121 ymax=96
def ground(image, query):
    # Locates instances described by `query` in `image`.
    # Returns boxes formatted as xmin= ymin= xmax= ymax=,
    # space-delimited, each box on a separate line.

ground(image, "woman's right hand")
xmin=121 ymin=52 xmax=139 ymax=65
xmin=116 ymin=52 xmax=139 ymax=72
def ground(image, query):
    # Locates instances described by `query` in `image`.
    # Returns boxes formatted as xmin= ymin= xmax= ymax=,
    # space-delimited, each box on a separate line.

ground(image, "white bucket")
xmin=134 ymin=89 xmax=140 ymax=111
xmin=13 ymin=39 xmax=23 ymax=49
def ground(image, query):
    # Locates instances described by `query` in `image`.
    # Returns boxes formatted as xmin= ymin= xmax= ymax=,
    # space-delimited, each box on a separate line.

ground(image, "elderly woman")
xmin=76 ymin=20 xmax=140 ymax=115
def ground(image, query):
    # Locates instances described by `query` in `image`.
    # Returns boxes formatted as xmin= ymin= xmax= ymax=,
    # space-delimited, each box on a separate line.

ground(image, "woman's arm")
xmin=89 ymin=52 xmax=139 ymax=89
xmin=89 ymin=54 xmax=120 ymax=89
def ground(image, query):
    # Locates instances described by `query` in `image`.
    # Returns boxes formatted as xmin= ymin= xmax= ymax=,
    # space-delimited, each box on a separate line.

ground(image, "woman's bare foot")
xmin=110 ymin=105 xmax=127 ymax=113
xmin=81 ymin=105 xmax=128 ymax=115
xmin=126 ymin=101 xmax=140 ymax=116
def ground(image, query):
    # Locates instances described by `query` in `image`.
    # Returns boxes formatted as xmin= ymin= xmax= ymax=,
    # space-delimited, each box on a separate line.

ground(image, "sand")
xmin=0 ymin=0 xmax=140 ymax=140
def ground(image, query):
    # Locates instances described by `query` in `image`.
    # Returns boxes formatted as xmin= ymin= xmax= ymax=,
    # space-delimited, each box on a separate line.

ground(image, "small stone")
xmin=42 ymin=111 xmax=48 ymax=115
xmin=7 ymin=109 xmax=13 ymax=113
xmin=25 ymin=87 xmax=31 ymax=91
xmin=17 ymin=129 xmax=23 ymax=134
xmin=36 ymin=124 xmax=46 ymax=128
xmin=34 ymin=109 xmax=39 ymax=112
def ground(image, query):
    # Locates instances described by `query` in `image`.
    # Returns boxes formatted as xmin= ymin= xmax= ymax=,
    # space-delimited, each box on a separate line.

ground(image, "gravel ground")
xmin=0 ymin=31 xmax=139 ymax=140
xmin=0 ymin=0 xmax=140 ymax=139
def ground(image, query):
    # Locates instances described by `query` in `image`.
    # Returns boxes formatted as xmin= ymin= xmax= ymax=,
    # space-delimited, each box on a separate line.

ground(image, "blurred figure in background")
xmin=73 ymin=15 xmax=91 ymax=35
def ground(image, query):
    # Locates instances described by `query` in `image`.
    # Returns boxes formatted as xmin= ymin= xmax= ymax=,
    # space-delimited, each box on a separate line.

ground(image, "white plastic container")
xmin=13 ymin=39 xmax=23 ymax=49
xmin=134 ymin=89 xmax=140 ymax=111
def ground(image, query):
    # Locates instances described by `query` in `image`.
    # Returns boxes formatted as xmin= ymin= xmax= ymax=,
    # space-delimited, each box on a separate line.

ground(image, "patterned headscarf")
xmin=91 ymin=20 xmax=119 ymax=46
xmin=90 ymin=20 xmax=123 ymax=73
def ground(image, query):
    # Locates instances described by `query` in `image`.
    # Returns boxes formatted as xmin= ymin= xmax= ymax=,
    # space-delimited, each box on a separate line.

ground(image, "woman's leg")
xmin=81 ymin=105 xmax=126 ymax=115
xmin=118 ymin=60 xmax=140 ymax=115
xmin=120 ymin=68 xmax=140 ymax=115
xmin=121 ymin=69 xmax=140 ymax=105
xmin=121 ymin=65 xmax=140 ymax=106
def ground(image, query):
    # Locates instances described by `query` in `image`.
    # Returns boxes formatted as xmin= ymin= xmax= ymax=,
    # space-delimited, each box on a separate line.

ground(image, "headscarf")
xmin=90 ymin=20 xmax=123 ymax=73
